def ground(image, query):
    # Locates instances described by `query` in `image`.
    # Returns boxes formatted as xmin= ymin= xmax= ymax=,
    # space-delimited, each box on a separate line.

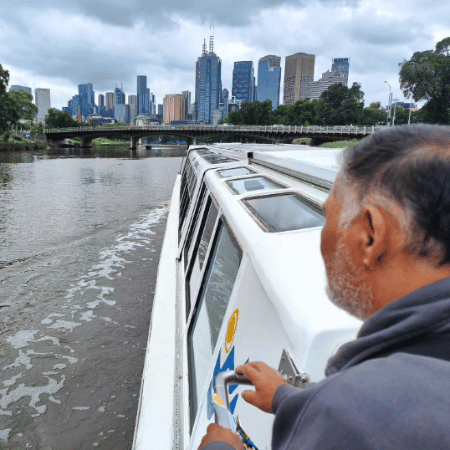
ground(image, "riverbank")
xmin=0 ymin=140 xmax=47 ymax=151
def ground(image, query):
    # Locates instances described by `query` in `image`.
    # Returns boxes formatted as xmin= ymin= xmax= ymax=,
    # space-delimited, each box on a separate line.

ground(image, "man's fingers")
xmin=241 ymin=389 xmax=259 ymax=406
xmin=236 ymin=363 xmax=263 ymax=383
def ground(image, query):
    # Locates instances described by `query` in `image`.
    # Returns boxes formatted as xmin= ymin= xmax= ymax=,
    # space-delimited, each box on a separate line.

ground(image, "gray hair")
xmin=338 ymin=125 xmax=450 ymax=265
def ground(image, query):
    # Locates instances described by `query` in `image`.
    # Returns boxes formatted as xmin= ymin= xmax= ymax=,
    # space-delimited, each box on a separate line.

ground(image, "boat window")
xmin=218 ymin=167 xmax=255 ymax=178
xmin=200 ymin=154 xmax=238 ymax=164
xmin=243 ymin=193 xmax=325 ymax=232
xmin=179 ymin=158 xmax=197 ymax=236
xmin=183 ymin=184 xmax=207 ymax=271
xmin=227 ymin=176 xmax=285 ymax=195
xmin=186 ymin=198 xmax=219 ymax=314
xmin=187 ymin=220 xmax=242 ymax=428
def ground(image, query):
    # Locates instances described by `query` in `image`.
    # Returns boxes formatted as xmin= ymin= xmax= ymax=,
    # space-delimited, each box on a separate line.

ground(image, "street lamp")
xmin=392 ymin=99 xmax=399 ymax=126
xmin=385 ymin=81 xmax=392 ymax=126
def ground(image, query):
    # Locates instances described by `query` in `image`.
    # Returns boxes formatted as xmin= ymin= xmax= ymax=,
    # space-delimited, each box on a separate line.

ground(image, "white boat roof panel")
xmin=252 ymin=149 xmax=343 ymax=185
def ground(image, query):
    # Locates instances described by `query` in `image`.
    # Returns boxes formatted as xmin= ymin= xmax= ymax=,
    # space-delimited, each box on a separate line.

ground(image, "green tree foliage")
xmin=271 ymin=99 xmax=319 ymax=125
xmin=45 ymin=108 xmax=79 ymax=129
xmin=362 ymin=103 xmax=387 ymax=126
xmin=399 ymin=37 xmax=450 ymax=123
xmin=30 ymin=122 xmax=45 ymax=137
xmin=226 ymin=100 xmax=273 ymax=125
xmin=8 ymin=89 xmax=37 ymax=122
xmin=0 ymin=64 xmax=20 ymax=140
xmin=315 ymin=82 xmax=365 ymax=125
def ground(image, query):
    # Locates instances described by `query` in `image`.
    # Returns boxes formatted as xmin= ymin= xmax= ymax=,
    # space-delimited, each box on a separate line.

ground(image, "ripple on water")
xmin=0 ymin=204 xmax=170 ymax=445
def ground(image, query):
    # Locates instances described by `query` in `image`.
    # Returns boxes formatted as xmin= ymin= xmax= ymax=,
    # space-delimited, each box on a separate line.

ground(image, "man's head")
xmin=321 ymin=125 xmax=450 ymax=320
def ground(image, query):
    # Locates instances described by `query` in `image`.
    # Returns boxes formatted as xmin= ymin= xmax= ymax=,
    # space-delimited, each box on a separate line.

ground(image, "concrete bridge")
xmin=45 ymin=124 xmax=387 ymax=148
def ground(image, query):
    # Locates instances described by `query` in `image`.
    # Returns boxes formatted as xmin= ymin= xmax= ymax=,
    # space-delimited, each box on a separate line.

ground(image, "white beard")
xmin=324 ymin=239 xmax=374 ymax=321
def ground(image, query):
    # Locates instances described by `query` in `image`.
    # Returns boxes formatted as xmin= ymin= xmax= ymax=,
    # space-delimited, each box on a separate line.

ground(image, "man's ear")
xmin=346 ymin=204 xmax=401 ymax=269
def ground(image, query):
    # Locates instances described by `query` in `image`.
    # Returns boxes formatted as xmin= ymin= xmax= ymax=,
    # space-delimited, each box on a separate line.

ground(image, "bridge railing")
xmin=45 ymin=124 xmax=388 ymax=135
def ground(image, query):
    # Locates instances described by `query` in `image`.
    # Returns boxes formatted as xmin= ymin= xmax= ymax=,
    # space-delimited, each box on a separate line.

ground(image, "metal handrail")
xmin=45 ymin=124 xmax=386 ymax=135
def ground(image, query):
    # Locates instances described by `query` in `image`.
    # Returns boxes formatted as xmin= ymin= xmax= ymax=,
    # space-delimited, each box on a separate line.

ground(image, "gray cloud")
xmin=0 ymin=0 xmax=446 ymax=110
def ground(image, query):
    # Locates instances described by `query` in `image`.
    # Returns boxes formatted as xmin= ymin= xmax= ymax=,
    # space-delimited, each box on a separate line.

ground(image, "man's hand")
xmin=198 ymin=423 xmax=244 ymax=450
xmin=236 ymin=361 xmax=286 ymax=413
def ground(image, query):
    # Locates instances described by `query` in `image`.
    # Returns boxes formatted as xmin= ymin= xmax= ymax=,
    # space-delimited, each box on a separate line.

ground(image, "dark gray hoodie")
xmin=203 ymin=278 xmax=450 ymax=450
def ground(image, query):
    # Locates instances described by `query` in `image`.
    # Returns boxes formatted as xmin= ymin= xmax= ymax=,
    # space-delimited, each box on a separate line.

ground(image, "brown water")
xmin=0 ymin=148 xmax=183 ymax=449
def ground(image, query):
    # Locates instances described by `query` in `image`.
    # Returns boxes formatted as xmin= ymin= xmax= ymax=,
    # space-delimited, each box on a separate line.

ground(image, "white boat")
xmin=132 ymin=143 xmax=362 ymax=450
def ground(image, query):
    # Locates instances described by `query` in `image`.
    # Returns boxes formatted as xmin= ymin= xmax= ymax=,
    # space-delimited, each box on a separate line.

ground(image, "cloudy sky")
xmin=1 ymin=0 xmax=448 ymax=111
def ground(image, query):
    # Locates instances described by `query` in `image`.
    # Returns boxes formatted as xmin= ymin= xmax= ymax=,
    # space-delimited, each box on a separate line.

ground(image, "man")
xmin=199 ymin=125 xmax=450 ymax=449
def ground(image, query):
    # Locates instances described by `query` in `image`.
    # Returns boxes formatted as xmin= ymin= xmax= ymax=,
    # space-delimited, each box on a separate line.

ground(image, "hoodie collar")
xmin=326 ymin=278 xmax=450 ymax=376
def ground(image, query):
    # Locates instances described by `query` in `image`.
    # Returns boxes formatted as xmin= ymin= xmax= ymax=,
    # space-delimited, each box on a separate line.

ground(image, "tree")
xmin=8 ymin=89 xmax=37 ymax=122
xmin=362 ymin=102 xmax=387 ymax=125
xmin=271 ymin=99 xmax=319 ymax=126
xmin=0 ymin=63 xmax=20 ymax=140
xmin=45 ymin=108 xmax=79 ymax=129
xmin=399 ymin=37 xmax=450 ymax=124
xmin=226 ymin=100 xmax=273 ymax=125
xmin=315 ymin=82 xmax=365 ymax=125
xmin=30 ymin=122 xmax=45 ymax=137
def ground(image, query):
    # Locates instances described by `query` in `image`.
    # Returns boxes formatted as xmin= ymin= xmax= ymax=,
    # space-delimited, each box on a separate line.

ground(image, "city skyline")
xmin=1 ymin=0 xmax=447 ymax=111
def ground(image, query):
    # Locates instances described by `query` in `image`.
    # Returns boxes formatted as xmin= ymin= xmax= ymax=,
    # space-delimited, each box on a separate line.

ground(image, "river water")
xmin=0 ymin=146 xmax=184 ymax=449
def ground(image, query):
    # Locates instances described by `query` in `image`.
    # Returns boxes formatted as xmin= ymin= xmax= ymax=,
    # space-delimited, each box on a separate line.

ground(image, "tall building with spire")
xmin=194 ymin=35 xmax=222 ymax=124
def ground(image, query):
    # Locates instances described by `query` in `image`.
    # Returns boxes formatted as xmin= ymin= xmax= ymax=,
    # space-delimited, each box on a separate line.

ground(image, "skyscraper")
xmin=105 ymin=92 xmax=114 ymax=117
xmin=283 ymin=53 xmax=315 ymax=104
xmin=163 ymin=94 xmax=186 ymax=124
xmin=114 ymin=87 xmax=126 ymax=122
xmin=194 ymin=36 xmax=222 ymax=124
xmin=182 ymin=90 xmax=191 ymax=120
xmin=115 ymin=104 xmax=130 ymax=124
xmin=257 ymin=55 xmax=281 ymax=110
xmin=303 ymin=71 xmax=345 ymax=100
xmin=98 ymin=94 xmax=105 ymax=116
xmin=70 ymin=95 xmax=80 ymax=117
xmin=232 ymin=61 xmax=255 ymax=103
xmin=128 ymin=94 xmax=138 ymax=123
xmin=35 ymin=88 xmax=51 ymax=123
xmin=10 ymin=85 xmax=32 ymax=95
xmin=331 ymin=58 xmax=350 ymax=87
xmin=137 ymin=76 xmax=149 ymax=115
xmin=78 ymin=83 xmax=95 ymax=119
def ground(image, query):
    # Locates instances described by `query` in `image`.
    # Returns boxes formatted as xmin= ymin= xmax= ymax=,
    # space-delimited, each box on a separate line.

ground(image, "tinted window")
xmin=218 ymin=167 xmax=255 ymax=178
xmin=183 ymin=184 xmax=207 ymax=271
xmin=227 ymin=176 xmax=284 ymax=194
xmin=188 ymin=221 xmax=241 ymax=427
xmin=187 ymin=198 xmax=219 ymax=314
xmin=201 ymin=154 xmax=237 ymax=164
xmin=244 ymin=193 xmax=325 ymax=232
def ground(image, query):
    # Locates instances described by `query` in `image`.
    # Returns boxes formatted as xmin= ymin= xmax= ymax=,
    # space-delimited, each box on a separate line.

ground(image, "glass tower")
xmin=331 ymin=58 xmax=350 ymax=87
xmin=78 ymin=83 xmax=95 ymax=119
xmin=137 ymin=76 xmax=149 ymax=115
xmin=256 ymin=55 xmax=281 ymax=110
xmin=195 ymin=37 xmax=222 ymax=124
xmin=232 ymin=61 xmax=255 ymax=103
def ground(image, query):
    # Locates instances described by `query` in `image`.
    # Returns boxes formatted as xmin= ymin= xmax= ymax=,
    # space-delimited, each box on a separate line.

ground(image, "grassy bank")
xmin=92 ymin=137 xmax=130 ymax=145
xmin=0 ymin=139 xmax=47 ymax=151
xmin=320 ymin=139 xmax=359 ymax=148
xmin=292 ymin=138 xmax=360 ymax=148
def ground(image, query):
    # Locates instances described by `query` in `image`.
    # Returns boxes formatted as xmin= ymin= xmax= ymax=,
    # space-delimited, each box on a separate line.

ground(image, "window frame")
xmin=186 ymin=217 xmax=242 ymax=432
xmin=241 ymin=191 xmax=324 ymax=232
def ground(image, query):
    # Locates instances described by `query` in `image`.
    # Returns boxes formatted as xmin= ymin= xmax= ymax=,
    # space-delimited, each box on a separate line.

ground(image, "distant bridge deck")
xmin=45 ymin=124 xmax=387 ymax=148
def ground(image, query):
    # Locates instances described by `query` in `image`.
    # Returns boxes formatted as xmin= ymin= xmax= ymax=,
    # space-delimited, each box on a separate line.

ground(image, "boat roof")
xmin=196 ymin=143 xmax=343 ymax=189
xmin=182 ymin=144 xmax=361 ymax=379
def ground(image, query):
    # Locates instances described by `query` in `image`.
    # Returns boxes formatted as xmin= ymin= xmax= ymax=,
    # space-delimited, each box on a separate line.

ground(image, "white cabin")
xmin=133 ymin=143 xmax=362 ymax=450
